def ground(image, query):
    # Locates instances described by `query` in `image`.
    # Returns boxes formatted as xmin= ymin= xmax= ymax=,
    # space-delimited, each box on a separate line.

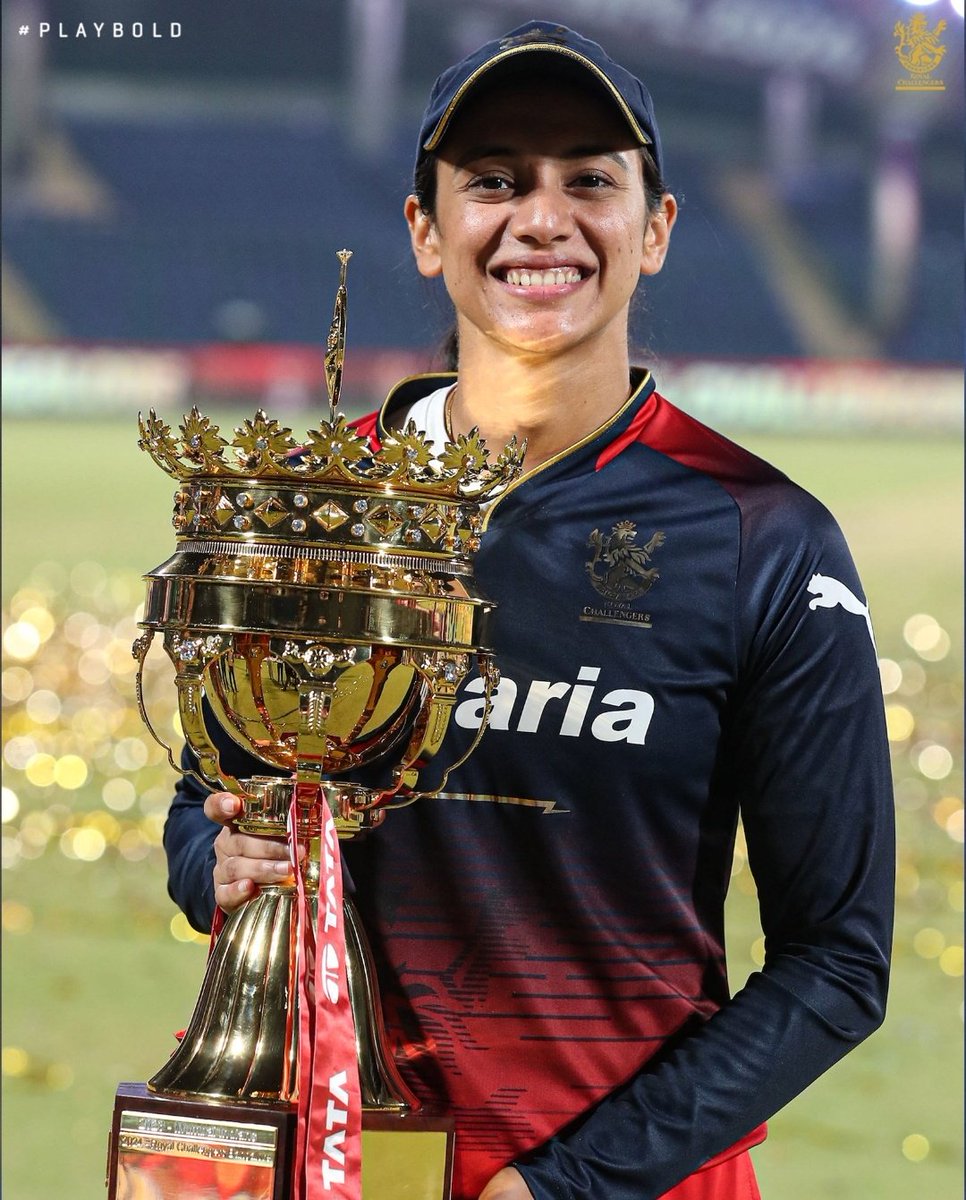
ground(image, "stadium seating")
xmin=2 ymin=110 xmax=958 ymax=364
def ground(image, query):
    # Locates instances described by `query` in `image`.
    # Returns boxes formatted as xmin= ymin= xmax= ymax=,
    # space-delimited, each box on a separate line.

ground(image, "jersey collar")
xmin=377 ymin=368 xmax=656 ymax=478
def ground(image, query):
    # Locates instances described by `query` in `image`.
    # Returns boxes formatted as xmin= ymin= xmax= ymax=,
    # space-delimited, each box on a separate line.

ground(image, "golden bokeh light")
xmin=1 ymin=900 xmax=34 ymax=934
xmin=102 ymin=778 xmax=137 ymax=812
xmin=24 ymin=689 xmax=62 ymax=724
xmin=59 ymin=826 xmax=107 ymax=862
xmin=17 ymin=606 xmax=56 ymax=644
xmin=1 ymin=667 xmax=34 ymax=703
xmin=53 ymin=755 xmax=89 ymax=790
xmin=114 ymin=738 xmax=149 ymax=772
xmin=912 ymin=927 xmax=945 ymax=959
xmin=903 ymin=613 xmax=942 ymax=654
xmin=917 ymin=744 xmax=953 ymax=781
xmin=885 ymin=704 xmax=914 ymax=743
xmin=3 ymin=622 xmax=41 ymax=661
xmin=878 ymin=658 xmax=902 ymax=695
xmin=901 ymin=1133 xmax=930 ymax=1162
xmin=1 ymin=788 xmax=20 ymax=823
xmin=24 ymin=753 xmax=57 ymax=787
xmin=170 ymin=912 xmax=209 ymax=945
xmin=2 ymin=1047 xmax=30 ymax=1077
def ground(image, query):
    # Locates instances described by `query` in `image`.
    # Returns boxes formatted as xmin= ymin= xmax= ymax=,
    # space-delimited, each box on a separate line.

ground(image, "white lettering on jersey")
xmin=807 ymin=573 xmax=875 ymax=649
xmin=454 ymin=667 xmax=654 ymax=745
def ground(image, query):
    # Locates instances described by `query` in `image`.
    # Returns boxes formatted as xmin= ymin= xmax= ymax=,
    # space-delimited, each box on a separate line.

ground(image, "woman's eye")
xmin=471 ymin=173 xmax=512 ymax=191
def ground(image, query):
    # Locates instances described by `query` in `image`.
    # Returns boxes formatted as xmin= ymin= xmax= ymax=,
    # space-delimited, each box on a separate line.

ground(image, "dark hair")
xmin=413 ymin=148 xmax=670 ymax=372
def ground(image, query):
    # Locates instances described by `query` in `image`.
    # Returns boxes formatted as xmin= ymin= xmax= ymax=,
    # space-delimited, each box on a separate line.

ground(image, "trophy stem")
xmin=148 ymin=884 xmax=300 ymax=1102
xmin=148 ymin=850 xmax=415 ymax=1110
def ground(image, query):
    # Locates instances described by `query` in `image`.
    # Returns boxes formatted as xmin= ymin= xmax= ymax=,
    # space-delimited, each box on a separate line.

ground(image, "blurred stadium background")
xmin=2 ymin=1 xmax=962 ymax=1197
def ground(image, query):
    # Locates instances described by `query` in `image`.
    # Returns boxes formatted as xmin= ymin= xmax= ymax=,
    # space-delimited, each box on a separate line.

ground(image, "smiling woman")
xmin=161 ymin=20 xmax=896 ymax=1200
xmin=403 ymin=78 xmax=676 ymax=470
xmin=404 ymin=68 xmax=675 ymax=471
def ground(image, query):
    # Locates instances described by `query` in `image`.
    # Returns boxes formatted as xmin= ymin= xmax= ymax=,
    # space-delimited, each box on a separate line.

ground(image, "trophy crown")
xmin=140 ymin=245 xmax=524 ymax=523
xmin=137 ymin=406 xmax=525 ymax=502
xmin=136 ymin=251 xmax=510 ymax=832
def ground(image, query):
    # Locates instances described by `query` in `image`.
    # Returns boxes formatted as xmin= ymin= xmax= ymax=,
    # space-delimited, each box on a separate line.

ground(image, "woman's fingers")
xmin=204 ymin=791 xmax=296 ymax=913
xmin=203 ymin=790 xmax=244 ymax=827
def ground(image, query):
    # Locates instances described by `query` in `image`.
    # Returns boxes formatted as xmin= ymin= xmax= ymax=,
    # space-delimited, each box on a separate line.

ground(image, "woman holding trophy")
xmin=163 ymin=20 xmax=894 ymax=1200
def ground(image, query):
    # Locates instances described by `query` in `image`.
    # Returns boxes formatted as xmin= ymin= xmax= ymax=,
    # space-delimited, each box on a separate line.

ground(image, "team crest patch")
xmin=580 ymin=522 xmax=665 ymax=628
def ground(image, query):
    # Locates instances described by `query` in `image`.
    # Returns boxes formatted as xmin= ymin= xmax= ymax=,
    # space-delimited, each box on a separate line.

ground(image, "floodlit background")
xmin=2 ymin=1 xmax=963 ymax=1197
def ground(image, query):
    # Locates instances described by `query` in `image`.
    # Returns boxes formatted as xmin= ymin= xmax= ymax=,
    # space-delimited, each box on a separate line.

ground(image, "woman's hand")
xmin=479 ymin=1167 xmax=533 ymax=1199
xmin=204 ymin=791 xmax=295 ymax=914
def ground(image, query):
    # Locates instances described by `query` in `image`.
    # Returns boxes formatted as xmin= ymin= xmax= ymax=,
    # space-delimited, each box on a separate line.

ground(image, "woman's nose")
xmin=508 ymin=184 xmax=575 ymax=243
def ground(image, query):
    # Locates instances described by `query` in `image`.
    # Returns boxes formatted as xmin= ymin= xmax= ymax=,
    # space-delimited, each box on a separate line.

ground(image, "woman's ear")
xmin=640 ymin=193 xmax=677 ymax=278
xmin=405 ymin=194 xmax=443 ymax=278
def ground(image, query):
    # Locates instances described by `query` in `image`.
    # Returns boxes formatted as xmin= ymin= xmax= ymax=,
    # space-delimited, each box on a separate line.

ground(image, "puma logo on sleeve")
xmin=807 ymin=573 xmax=876 ymax=650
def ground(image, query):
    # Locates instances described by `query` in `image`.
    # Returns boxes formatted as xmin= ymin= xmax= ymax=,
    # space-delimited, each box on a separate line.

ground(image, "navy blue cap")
xmin=416 ymin=20 xmax=663 ymax=181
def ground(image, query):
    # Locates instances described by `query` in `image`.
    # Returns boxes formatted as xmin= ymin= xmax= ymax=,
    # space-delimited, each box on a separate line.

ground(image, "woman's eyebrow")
xmin=568 ymin=148 xmax=632 ymax=169
xmin=454 ymin=144 xmax=513 ymax=166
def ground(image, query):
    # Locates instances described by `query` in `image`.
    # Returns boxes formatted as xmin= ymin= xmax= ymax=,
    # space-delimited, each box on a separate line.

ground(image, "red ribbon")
xmin=290 ymin=788 xmax=363 ymax=1200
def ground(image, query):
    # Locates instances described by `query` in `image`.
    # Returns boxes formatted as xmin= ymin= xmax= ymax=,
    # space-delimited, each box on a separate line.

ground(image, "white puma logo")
xmin=807 ymin=574 xmax=875 ymax=649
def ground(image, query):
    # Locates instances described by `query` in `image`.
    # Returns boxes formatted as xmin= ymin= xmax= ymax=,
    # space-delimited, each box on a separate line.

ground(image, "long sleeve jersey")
xmin=164 ymin=370 xmax=894 ymax=1199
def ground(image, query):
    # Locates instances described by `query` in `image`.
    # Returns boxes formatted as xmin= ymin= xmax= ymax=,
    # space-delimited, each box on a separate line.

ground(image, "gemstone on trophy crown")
xmin=176 ymin=638 xmax=201 ymax=663
xmin=302 ymin=646 xmax=336 ymax=675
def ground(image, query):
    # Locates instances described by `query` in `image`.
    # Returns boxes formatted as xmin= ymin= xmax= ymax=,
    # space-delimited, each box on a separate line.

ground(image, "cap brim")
xmin=422 ymin=42 xmax=651 ymax=153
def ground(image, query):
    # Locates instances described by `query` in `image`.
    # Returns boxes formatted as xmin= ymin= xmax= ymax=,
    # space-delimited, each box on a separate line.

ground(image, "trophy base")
xmin=106 ymin=1083 xmax=454 ymax=1199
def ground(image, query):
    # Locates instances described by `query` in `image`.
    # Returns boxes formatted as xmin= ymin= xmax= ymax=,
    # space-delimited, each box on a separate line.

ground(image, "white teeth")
xmin=505 ymin=267 xmax=582 ymax=287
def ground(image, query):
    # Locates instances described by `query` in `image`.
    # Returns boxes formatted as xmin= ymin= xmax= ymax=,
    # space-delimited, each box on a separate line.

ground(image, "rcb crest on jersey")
xmin=581 ymin=522 xmax=665 ymax=628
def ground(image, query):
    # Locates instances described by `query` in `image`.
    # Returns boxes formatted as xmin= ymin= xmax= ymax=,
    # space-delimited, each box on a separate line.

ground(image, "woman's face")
xmin=406 ymin=77 xmax=675 ymax=364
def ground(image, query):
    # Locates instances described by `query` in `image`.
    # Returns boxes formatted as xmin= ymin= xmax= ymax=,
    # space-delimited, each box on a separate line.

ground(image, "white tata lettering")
xmin=320 ymin=1069 xmax=350 ymax=1190
xmin=320 ymin=821 xmax=341 ymax=1004
xmin=454 ymin=666 xmax=655 ymax=745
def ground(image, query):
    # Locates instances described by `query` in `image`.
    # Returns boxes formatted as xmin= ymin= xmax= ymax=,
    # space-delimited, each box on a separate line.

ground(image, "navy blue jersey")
xmin=165 ymin=371 xmax=894 ymax=1200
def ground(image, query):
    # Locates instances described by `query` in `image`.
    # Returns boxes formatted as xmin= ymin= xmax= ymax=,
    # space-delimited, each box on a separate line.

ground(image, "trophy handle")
xmin=379 ymin=656 xmax=499 ymax=810
xmin=132 ymin=631 xmax=200 ymax=787
xmin=177 ymin=678 xmax=246 ymax=795
xmin=133 ymin=630 xmax=239 ymax=794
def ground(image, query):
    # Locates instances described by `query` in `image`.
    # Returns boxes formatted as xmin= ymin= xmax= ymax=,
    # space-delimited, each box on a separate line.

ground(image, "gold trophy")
xmin=106 ymin=251 xmax=523 ymax=1200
